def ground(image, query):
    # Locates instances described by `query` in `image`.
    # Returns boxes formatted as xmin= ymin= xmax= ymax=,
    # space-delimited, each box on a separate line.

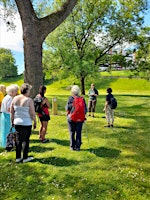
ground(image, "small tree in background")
xmin=0 ymin=48 xmax=18 ymax=78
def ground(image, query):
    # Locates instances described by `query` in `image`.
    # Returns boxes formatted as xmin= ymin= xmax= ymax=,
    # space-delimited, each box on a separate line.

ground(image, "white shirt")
xmin=1 ymin=95 xmax=12 ymax=113
xmin=13 ymin=105 xmax=32 ymax=126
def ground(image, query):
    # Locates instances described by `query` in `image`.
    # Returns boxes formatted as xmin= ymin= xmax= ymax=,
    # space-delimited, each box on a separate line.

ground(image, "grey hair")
xmin=11 ymin=84 xmax=19 ymax=92
xmin=71 ymin=85 xmax=80 ymax=95
xmin=6 ymin=84 xmax=18 ymax=95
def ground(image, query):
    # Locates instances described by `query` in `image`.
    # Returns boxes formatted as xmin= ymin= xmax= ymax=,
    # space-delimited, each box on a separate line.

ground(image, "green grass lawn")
xmin=0 ymin=73 xmax=150 ymax=200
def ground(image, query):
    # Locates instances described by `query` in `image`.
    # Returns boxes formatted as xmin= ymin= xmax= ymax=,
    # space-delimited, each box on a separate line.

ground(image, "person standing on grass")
xmin=103 ymin=88 xmax=114 ymax=127
xmin=0 ymin=84 xmax=6 ymax=146
xmin=88 ymin=83 xmax=98 ymax=117
xmin=10 ymin=83 xmax=36 ymax=163
xmin=36 ymin=85 xmax=50 ymax=143
xmin=66 ymin=85 xmax=87 ymax=151
xmin=0 ymin=85 xmax=6 ymax=111
xmin=1 ymin=84 xmax=18 ymax=148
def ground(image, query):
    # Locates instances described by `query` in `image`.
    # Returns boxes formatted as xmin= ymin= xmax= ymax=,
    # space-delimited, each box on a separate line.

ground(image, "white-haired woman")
xmin=1 ymin=84 xmax=18 ymax=147
xmin=66 ymin=85 xmax=87 ymax=151
xmin=10 ymin=83 xmax=36 ymax=163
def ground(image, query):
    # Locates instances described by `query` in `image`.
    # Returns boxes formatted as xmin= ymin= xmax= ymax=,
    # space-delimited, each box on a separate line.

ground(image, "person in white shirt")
xmin=10 ymin=83 xmax=36 ymax=163
xmin=1 ymin=84 xmax=18 ymax=148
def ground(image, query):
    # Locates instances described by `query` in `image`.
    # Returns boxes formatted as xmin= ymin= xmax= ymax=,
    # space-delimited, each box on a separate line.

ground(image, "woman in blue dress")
xmin=1 ymin=84 xmax=18 ymax=148
xmin=0 ymin=84 xmax=6 ymax=147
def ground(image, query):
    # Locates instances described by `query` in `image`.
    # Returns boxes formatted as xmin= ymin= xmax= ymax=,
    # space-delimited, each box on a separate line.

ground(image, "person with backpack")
xmin=103 ymin=88 xmax=117 ymax=127
xmin=88 ymin=83 xmax=99 ymax=117
xmin=34 ymin=85 xmax=50 ymax=143
xmin=66 ymin=85 xmax=87 ymax=151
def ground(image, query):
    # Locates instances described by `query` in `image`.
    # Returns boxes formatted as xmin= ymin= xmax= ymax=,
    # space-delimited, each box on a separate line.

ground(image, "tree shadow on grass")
xmin=29 ymin=145 xmax=54 ymax=153
xmin=0 ymin=148 xmax=5 ymax=153
xmin=30 ymin=139 xmax=41 ymax=143
xmin=34 ymin=156 xmax=79 ymax=166
xmin=89 ymin=147 xmax=121 ymax=158
xmin=51 ymin=138 xmax=70 ymax=147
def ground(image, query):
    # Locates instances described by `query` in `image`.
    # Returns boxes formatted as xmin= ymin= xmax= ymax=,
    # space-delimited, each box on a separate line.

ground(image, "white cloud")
xmin=0 ymin=13 xmax=23 ymax=52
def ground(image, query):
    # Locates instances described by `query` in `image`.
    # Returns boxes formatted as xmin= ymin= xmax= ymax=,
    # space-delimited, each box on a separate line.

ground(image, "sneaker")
xmin=70 ymin=147 xmax=76 ymax=151
xmin=76 ymin=148 xmax=80 ymax=151
xmin=111 ymin=124 xmax=114 ymax=127
xmin=16 ymin=158 xmax=23 ymax=163
xmin=104 ymin=125 xmax=110 ymax=127
xmin=42 ymin=139 xmax=49 ymax=143
xmin=23 ymin=157 xmax=34 ymax=163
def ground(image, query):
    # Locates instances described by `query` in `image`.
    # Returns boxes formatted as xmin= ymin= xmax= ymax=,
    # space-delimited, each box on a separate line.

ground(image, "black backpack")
xmin=34 ymin=95 xmax=45 ymax=114
xmin=5 ymin=128 xmax=17 ymax=151
xmin=110 ymin=97 xmax=117 ymax=109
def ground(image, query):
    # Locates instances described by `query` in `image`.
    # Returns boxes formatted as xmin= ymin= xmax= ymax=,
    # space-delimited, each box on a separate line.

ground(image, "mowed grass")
xmin=0 ymin=72 xmax=150 ymax=200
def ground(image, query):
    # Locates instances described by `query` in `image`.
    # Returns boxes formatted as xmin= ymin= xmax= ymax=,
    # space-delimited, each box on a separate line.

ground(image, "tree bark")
xmin=80 ymin=76 xmax=85 ymax=95
xmin=15 ymin=0 xmax=77 ymax=97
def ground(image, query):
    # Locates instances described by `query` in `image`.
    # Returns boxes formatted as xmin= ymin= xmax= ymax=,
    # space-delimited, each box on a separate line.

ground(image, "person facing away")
xmin=36 ymin=85 xmax=50 ymax=143
xmin=10 ymin=83 xmax=36 ymax=163
xmin=0 ymin=85 xmax=6 ymax=111
xmin=0 ymin=84 xmax=6 ymax=147
xmin=1 ymin=84 xmax=18 ymax=148
xmin=103 ymin=87 xmax=114 ymax=127
xmin=88 ymin=83 xmax=98 ymax=117
xmin=66 ymin=85 xmax=87 ymax=151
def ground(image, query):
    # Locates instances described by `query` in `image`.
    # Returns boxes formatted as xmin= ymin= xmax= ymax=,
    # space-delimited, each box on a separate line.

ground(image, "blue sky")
xmin=0 ymin=7 xmax=150 ymax=75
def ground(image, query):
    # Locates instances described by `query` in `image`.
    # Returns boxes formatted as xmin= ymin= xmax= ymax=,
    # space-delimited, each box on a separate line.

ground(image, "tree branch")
xmin=95 ymin=38 xmax=122 ymax=65
xmin=39 ymin=0 xmax=78 ymax=41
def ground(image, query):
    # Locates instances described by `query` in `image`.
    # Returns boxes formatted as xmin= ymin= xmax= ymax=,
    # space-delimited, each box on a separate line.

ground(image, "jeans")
xmin=15 ymin=125 xmax=32 ymax=159
xmin=68 ymin=121 xmax=83 ymax=149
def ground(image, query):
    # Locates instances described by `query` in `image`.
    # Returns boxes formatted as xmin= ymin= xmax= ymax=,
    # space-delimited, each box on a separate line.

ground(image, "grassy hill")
xmin=0 ymin=71 xmax=150 ymax=200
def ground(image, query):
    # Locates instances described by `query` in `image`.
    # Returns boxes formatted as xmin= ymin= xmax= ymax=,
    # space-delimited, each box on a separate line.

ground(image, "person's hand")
xmin=33 ymin=122 xmax=36 ymax=129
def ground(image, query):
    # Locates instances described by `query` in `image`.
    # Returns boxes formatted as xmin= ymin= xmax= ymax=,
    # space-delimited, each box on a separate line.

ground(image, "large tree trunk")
xmin=80 ymin=76 xmax=85 ymax=95
xmin=24 ymin=39 xmax=43 ymax=97
xmin=15 ymin=0 xmax=77 ymax=97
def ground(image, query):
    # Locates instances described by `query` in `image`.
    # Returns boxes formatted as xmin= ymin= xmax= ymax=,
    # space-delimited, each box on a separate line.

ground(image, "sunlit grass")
xmin=0 ymin=73 xmax=150 ymax=200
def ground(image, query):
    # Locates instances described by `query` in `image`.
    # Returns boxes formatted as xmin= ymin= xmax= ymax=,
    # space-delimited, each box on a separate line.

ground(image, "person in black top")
xmin=103 ymin=88 xmax=114 ymax=127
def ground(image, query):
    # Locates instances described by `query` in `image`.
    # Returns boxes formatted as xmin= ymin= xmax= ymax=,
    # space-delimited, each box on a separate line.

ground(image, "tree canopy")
xmin=0 ymin=48 xmax=18 ymax=78
xmin=43 ymin=0 xmax=149 ymax=94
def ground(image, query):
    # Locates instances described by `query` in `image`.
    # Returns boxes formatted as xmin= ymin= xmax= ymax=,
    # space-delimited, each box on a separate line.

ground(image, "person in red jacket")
xmin=66 ymin=85 xmax=87 ymax=151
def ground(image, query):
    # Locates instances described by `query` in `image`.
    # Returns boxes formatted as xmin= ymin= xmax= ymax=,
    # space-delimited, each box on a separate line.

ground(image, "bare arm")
xmin=42 ymin=98 xmax=50 ymax=108
xmin=29 ymin=99 xmax=36 ymax=128
xmin=10 ymin=100 xmax=15 ymax=126
xmin=103 ymin=101 xmax=108 ymax=111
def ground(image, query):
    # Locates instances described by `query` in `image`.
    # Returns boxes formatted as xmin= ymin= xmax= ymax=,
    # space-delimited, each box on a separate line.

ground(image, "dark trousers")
xmin=68 ymin=121 xmax=83 ymax=149
xmin=15 ymin=125 xmax=32 ymax=159
xmin=88 ymin=100 xmax=97 ymax=113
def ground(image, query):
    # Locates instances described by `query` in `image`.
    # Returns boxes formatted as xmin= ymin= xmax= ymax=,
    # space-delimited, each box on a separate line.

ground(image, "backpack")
xmin=5 ymin=128 xmax=17 ymax=151
xmin=70 ymin=96 xmax=85 ymax=122
xmin=110 ymin=97 xmax=117 ymax=109
xmin=34 ymin=95 xmax=45 ymax=114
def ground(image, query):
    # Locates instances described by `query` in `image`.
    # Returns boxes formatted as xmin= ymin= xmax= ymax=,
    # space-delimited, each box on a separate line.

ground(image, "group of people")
xmin=0 ymin=82 xmax=115 ymax=162
xmin=0 ymin=83 xmax=50 ymax=163
xmin=66 ymin=84 xmax=115 ymax=151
